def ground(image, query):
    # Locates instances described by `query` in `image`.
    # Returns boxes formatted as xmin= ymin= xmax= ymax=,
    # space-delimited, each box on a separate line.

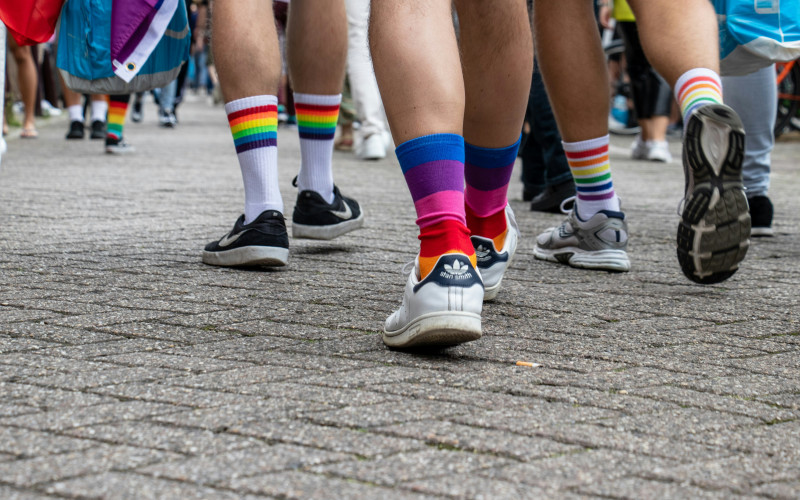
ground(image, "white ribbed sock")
xmin=90 ymin=100 xmax=108 ymax=123
xmin=68 ymin=105 xmax=84 ymax=123
xmin=294 ymin=93 xmax=341 ymax=204
xmin=225 ymin=95 xmax=283 ymax=224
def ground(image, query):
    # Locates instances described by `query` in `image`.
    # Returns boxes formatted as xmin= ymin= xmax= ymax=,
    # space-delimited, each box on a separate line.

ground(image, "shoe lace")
xmin=401 ymin=260 xmax=416 ymax=276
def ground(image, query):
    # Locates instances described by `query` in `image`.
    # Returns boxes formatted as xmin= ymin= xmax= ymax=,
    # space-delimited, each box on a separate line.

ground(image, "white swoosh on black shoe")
xmin=218 ymin=229 xmax=249 ymax=248
xmin=329 ymin=203 xmax=352 ymax=220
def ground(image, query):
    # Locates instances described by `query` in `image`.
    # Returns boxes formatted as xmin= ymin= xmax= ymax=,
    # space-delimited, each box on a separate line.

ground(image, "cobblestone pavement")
xmin=1 ymin=95 xmax=798 ymax=499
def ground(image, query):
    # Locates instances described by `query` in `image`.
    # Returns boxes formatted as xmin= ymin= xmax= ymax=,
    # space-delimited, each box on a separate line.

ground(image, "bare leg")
xmin=456 ymin=0 xmax=532 ymax=148
xmin=370 ymin=0 xmax=463 ymax=144
xmin=534 ymin=0 xmax=608 ymax=142
xmin=212 ymin=0 xmax=280 ymax=101
xmin=626 ymin=0 xmax=718 ymax=86
xmin=287 ymin=0 xmax=347 ymax=95
xmin=8 ymin=38 xmax=38 ymax=132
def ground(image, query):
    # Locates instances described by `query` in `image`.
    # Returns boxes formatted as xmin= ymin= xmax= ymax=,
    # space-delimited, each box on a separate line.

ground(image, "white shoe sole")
xmin=383 ymin=312 xmax=481 ymax=349
xmin=202 ymin=246 xmax=289 ymax=267
xmin=534 ymin=246 xmax=630 ymax=272
xmin=292 ymin=212 xmax=365 ymax=240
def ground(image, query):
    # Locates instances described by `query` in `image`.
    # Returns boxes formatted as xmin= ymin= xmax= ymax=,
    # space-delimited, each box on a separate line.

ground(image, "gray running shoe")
xmin=677 ymin=104 xmax=750 ymax=284
xmin=534 ymin=201 xmax=630 ymax=272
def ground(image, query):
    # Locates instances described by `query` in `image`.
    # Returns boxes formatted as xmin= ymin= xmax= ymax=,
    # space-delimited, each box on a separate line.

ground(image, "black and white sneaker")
xmin=203 ymin=210 xmax=289 ymax=267
xmin=291 ymin=178 xmax=364 ymax=240
xmin=677 ymin=104 xmax=750 ymax=284
xmin=66 ymin=120 xmax=85 ymax=139
xmin=90 ymin=120 xmax=106 ymax=139
xmin=105 ymin=136 xmax=135 ymax=155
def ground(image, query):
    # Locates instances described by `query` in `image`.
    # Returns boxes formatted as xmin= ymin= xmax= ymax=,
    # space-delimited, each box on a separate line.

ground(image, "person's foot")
xmin=356 ymin=133 xmax=386 ymax=160
xmin=291 ymin=179 xmax=364 ymax=240
xmin=159 ymin=110 xmax=177 ymax=128
xmin=90 ymin=120 xmax=106 ymax=139
xmin=471 ymin=205 xmax=519 ymax=301
xmin=202 ymin=210 xmax=289 ymax=267
xmin=631 ymin=135 xmax=648 ymax=160
xmin=20 ymin=127 xmax=38 ymax=139
xmin=383 ymin=253 xmax=483 ymax=349
xmin=529 ymin=180 xmax=577 ymax=213
xmin=534 ymin=203 xmax=630 ymax=272
xmin=105 ymin=136 xmax=135 ymax=155
xmin=677 ymin=104 xmax=750 ymax=284
xmin=646 ymin=140 xmax=672 ymax=163
xmin=66 ymin=121 xmax=85 ymax=140
xmin=748 ymin=195 xmax=773 ymax=237
xmin=131 ymin=99 xmax=143 ymax=123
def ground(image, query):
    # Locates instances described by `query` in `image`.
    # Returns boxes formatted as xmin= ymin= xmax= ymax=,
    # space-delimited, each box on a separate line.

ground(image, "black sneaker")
xmin=105 ymin=136 xmax=135 ymax=155
xmin=66 ymin=120 xmax=85 ymax=139
xmin=748 ymin=195 xmax=774 ymax=237
xmin=677 ymin=104 xmax=750 ymax=284
xmin=90 ymin=120 xmax=106 ymax=139
xmin=202 ymin=210 xmax=289 ymax=267
xmin=529 ymin=180 xmax=577 ymax=213
xmin=291 ymin=178 xmax=364 ymax=239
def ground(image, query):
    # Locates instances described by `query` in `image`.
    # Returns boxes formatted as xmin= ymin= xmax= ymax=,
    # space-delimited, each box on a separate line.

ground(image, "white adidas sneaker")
xmin=470 ymin=204 xmax=519 ymax=301
xmin=383 ymin=253 xmax=483 ymax=349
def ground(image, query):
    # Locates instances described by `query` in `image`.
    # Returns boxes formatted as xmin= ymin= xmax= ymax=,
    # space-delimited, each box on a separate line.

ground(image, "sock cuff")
xmin=674 ymin=68 xmax=722 ymax=102
xmin=225 ymin=95 xmax=278 ymax=115
xmin=293 ymin=93 xmax=342 ymax=106
xmin=562 ymin=135 xmax=609 ymax=154
xmin=464 ymin=135 xmax=521 ymax=168
xmin=396 ymin=134 xmax=464 ymax=173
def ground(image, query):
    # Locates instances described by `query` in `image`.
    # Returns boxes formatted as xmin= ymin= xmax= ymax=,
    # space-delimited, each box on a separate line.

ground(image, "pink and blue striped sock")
xmin=395 ymin=133 xmax=476 ymax=279
xmin=464 ymin=138 xmax=520 ymax=250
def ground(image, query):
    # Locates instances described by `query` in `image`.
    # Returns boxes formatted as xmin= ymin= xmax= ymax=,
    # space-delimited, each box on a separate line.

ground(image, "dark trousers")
xmin=520 ymin=59 xmax=572 ymax=198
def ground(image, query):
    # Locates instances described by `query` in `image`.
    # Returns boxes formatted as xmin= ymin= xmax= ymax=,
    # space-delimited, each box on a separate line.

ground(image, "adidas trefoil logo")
xmin=475 ymin=244 xmax=491 ymax=260
xmin=444 ymin=259 xmax=468 ymax=275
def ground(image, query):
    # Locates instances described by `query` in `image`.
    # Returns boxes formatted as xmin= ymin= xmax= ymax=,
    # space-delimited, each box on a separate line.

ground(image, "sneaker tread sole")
xmin=534 ymin=247 xmax=630 ymax=272
xmin=202 ymin=246 xmax=288 ymax=267
xmin=383 ymin=312 xmax=481 ymax=349
xmin=292 ymin=212 xmax=364 ymax=240
xmin=678 ymin=105 xmax=750 ymax=284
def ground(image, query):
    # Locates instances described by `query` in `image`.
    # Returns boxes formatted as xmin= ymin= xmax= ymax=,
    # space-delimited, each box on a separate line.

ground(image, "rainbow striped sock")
xmin=225 ymin=95 xmax=282 ymax=223
xmin=563 ymin=135 xmax=620 ymax=220
xmin=464 ymin=138 xmax=520 ymax=250
xmin=396 ymin=133 xmax=476 ymax=280
xmin=106 ymin=95 xmax=129 ymax=140
xmin=294 ymin=93 xmax=340 ymax=204
xmin=674 ymin=68 xmax=723 ymax=126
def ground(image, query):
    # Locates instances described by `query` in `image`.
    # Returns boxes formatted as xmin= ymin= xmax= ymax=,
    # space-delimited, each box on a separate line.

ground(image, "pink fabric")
xmin=464 ymin=184 xmax=508 ymax=217
xmin=413 ymin=190 xmax=466 ymax=228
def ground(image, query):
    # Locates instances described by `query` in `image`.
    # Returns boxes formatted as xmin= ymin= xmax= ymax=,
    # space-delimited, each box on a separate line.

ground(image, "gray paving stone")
xmin=483 ymin=449 xmax=680 ymax=490
xmin=65 ymin=421 xmax=261 ymax=455
xmin=100 ymin=352 xmax=257 ymax=373
xmin=0 ymin=401 xmax=190 ymax=432
xmin=753 ymin=480 xmax=800 ymax=499
xmin=681 ymin=374 xmax=797 ymax=398
xmin=18 ymin=366 xmax=188 ymax=391
xmin=0 ymin=445 xmax=180 ymax=486
xmin=0 ymin=485 xmax=59 ymax=499
xmin=576 ymin=476 xmax=745 ymax=499
xmin=307 ymin=399 xmax=475 ymax=428
xmin=312 ymin=448 xmax=511 ymax=487
xmin=34 ymin=339 xmax=187 ymax=359
xmin=138 ymin=444 xmax=350 ymax=485
xmin=376 ymin=420 xmax=579 ymax=462
xmin=0 ymin=323 xmax=119 ymax=344
xmin=591 ymin=408 xmax=759 ymax=439
xmin=399 ymin=474 xmax=558 ymax=499
xmin=46 ymin=472 xmax=259 ymax=500
xmin=227 ymin=471 xmax=429 ymax=500
xmin=0 ymin=427 xmax=96 ymax=457
xmin=0 ymin=336 xmax=60 ymax=354
xmin=93 ymin=321 xmax=236 ymax=344
xmin=2 ymin=381 xmax=116 ymax=408
xmin=91 ymin=382 xmax=270 ymax=408
xmin=643 ymin=452 xmax=800 ymax=493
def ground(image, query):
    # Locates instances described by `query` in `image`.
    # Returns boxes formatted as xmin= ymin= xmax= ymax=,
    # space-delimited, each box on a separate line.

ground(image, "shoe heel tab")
xmin=599 ymin=210 xmax=625 ymax=220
